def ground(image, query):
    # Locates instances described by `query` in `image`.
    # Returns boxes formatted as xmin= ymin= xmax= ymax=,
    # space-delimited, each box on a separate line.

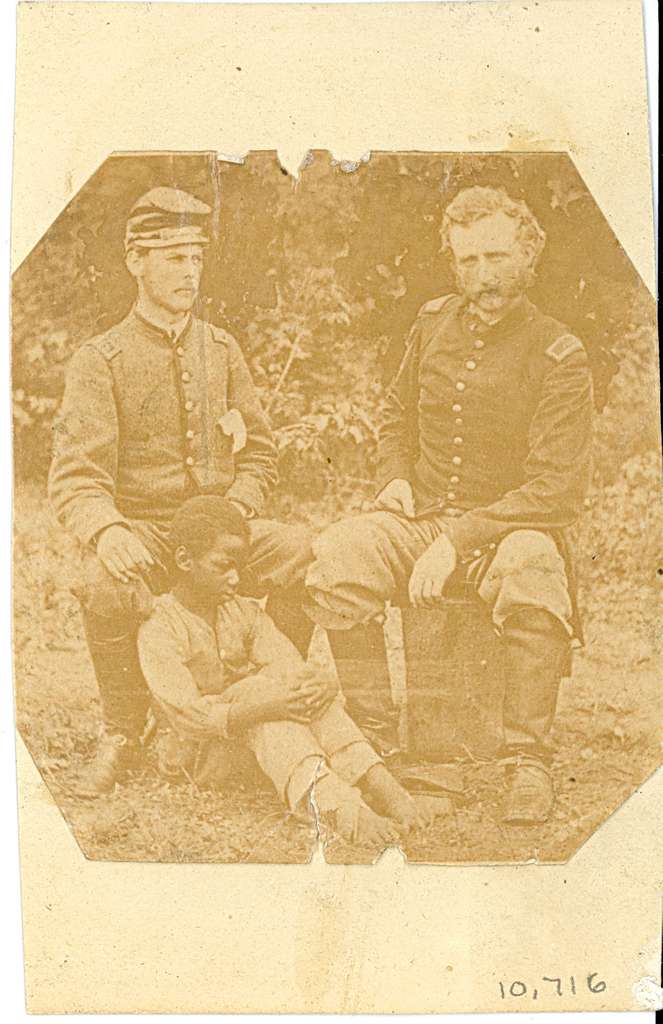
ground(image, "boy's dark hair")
xmin=170 ymin=496 xmax=250 ymax=557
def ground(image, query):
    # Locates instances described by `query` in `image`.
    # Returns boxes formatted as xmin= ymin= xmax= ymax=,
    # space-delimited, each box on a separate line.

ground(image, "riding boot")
xmin=75 ymin=611 xmax=151 ymax=796
xmin=327 ymin=621 xmax=400 ymax=757
xmin=265 ymin=586 xmax=315 ymax=658
xmin=500 ymin=608 xmax=570 ymax=824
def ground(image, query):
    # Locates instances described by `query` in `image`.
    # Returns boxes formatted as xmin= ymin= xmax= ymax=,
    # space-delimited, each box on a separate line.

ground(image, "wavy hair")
xmin=440 ymin=186 xmax=546 ymax=265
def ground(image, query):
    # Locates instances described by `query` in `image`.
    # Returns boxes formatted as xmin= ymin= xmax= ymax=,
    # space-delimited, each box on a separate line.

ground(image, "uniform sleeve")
xmin=137 ymin=613 xmax=234 ymax=741
xmin=224 ymin=338 xmax=279 ymax=516
xmin=445 ymin=351 xmax=594 ymax=560
xmin=47 ymin=345 xmax=130 ymax=546
xmin=375 ymin=321 xmax=422 ymax=494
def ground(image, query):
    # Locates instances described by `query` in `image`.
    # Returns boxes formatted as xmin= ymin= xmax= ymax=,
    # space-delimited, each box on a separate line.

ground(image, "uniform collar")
xmin=462 ymin=295 xmax=536 ymax=339
xmin=131 ymin=302 xmax=192 ymax=344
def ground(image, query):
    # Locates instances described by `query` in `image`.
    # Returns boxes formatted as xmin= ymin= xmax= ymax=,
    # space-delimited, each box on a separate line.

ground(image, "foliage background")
xmin=12 ymin=150 xmax=662 ymax=639
xmin=11 ymin=152 xmax=662 ymax=862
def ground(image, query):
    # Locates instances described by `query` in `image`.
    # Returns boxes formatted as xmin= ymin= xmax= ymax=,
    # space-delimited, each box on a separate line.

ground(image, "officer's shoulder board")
xmin=209 ymin=323 xmax=234 ymax=346
xmin=417 ymin=293 xmax=456 ymax=317
xmin=89 ymin=333 xmax=122 ymax=361
xmin=545 ymin=333 xmax=585 ymax=364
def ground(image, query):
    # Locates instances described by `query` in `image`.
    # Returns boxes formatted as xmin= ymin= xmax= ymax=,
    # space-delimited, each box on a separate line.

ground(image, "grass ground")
xmin=13 ymin=484 xmax=663 ymax=864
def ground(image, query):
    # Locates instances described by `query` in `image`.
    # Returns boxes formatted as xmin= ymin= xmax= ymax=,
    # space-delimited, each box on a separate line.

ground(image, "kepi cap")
xmin=125 ymin=187 xmax=211 ymax=250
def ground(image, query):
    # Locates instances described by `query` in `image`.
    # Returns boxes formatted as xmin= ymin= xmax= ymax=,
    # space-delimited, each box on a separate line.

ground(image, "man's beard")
xmin=458 ymin=264 xmax=535 ymax=315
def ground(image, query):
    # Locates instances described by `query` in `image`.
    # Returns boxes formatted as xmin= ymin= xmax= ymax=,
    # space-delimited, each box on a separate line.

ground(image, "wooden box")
xmin=401 ymin=599 xmax=505 ymax=761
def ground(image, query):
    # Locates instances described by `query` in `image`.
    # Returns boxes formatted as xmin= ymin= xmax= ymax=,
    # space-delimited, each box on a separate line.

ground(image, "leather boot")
xmin=82 ymin=611 xmax=152 ymax=740
xmin=327 ymin=621 xmax=400 ymax=757
xmin=265 ymin=586 xmax=315 ymax=659
xmin=77 ymin=612 xmax=152 ymax=796
xmin=500 ymin=608 xmax=570 ymax=824
xmin=503 ymin=755 xmax=555 ymax=825
xmin=73 ymin=731 xmax=142 ymax=798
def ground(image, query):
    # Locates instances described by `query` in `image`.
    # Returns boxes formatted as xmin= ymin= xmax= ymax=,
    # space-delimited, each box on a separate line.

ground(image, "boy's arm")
xmin=236 ymin=607 xmax=338 ymax=722
xmin=138 ymin=606 xmax=313 ymax=739
xmin=137 ymin=616 xmax=235 ymax=740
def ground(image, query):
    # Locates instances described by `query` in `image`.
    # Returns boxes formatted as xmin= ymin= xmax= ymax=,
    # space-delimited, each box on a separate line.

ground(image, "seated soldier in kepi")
xmin=136 ymin=496 xmax=440 ymax=847
xmin=304 ymin=186 xmax=595 ymax=826
xmin=48 ymin=187 xmax=314 ymax=796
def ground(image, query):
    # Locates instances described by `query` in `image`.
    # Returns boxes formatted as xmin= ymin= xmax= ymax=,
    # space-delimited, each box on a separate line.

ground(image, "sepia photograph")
xmin=12 ymin=148 xmax=661 ymax=865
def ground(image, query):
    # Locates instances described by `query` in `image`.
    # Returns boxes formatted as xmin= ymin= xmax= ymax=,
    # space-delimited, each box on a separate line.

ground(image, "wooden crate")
xmin=401 ymin=599 xmax=505 ymax=761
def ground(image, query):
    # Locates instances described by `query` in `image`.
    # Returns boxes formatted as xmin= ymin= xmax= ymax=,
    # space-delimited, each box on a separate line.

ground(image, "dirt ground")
xmin=13 ymin=485 xmax=663 ymax=864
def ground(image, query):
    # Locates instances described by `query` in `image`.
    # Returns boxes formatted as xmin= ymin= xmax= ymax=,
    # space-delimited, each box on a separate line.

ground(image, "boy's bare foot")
xmin=360 ymin=764 xmax=449 ymax=833
xmin=313 ymin=769 xmax=400 ymax=847
xmin=332 ymin=798 xmax=400 ymax=848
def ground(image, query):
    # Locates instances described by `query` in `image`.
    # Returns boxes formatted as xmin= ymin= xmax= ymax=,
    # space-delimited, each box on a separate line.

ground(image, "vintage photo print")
xmin=9 ymin=0 xmax=660 ymax=1015
xmin=13 ymin=148 xmax=660 ymax=864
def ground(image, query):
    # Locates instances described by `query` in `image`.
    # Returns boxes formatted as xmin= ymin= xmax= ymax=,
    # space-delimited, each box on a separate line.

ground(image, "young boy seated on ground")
xmin=137 ymin=496 xmax=438 ymax=847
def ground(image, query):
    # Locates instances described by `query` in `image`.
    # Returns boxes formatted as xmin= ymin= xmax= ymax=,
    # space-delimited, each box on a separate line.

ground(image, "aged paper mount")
xmin=11 ymin=0 xmax=661 ymax=1014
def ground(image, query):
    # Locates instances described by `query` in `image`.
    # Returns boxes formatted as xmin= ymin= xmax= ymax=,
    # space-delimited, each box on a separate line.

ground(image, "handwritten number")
xmin=543 ymin=976 xmax=562 ymax=996
xmin=587 ymin=973 xmax=607 ymax=994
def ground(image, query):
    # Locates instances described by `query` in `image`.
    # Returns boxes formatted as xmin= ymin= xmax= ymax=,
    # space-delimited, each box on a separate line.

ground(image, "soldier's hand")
xmin=408 ymin=534 xmax=457 ymax=608
xmin=96 ymin=525 xmax=155 ymax=584
xmin=374 ymin=478 xmax=415 ymax=518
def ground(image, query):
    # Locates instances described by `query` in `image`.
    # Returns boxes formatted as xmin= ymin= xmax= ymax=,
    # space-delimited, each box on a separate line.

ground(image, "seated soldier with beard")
xmin=137 ymin=496 xmax=440 ymax=848
xmin=304 ymin=186 xmax=595 ymax=825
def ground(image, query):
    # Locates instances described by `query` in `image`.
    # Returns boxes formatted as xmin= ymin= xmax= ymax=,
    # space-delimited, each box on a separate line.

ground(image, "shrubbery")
xmin=12 ymin=151 xmax=661 ymax=602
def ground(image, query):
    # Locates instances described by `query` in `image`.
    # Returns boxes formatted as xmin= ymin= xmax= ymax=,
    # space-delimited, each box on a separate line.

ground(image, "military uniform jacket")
xmin=48 ymin=308 xmax=278 ymax=546
xmin=377 ymin=294 xmax=594 ymax=562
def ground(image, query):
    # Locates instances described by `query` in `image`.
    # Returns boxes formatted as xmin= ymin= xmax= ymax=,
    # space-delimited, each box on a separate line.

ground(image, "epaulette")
xmin=90 ymin=334 xmax=122 ymax=361
xmin=545 ymin=333 xmax=585 ymax=363
xmin=209 ymin=323 xmax=233 ymax=346
xmin=417 ymin=294 xmax=456 ymax=317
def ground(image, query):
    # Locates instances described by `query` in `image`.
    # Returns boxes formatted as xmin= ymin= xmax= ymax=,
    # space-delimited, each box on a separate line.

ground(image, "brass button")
xmin=456 ymin=381 xmax=465 ymax=392
xmin=181 ymin=371 xmax=191 ymax=383
xmin=185 ymin=456 xmax=194 ymax=467
xmin=452 ymin=455 xmax=462 ymax=466
xmin=176 ymin=346 xmax=185 ymax=357
xmin=450 ymin=475 xmax=460 ymax=484
xmin=453 ymin=436 xmax=463 ymax=445
xmin=186 ymin=429 xmax=194 ymax=440
xmin=455 ymin=417 xmax=463 ymax=426
xmin=474 ymin=339 xmax=485 ymax=349
xmin=452 ymin=403 xmax=462 ymax=413
xmin=466 ymin=360 xmax=477 ymax=370
xmin=447 ymin=492 xmax=457 ymax=502
xmin=473 ymin=548 xmax=482 ymax=558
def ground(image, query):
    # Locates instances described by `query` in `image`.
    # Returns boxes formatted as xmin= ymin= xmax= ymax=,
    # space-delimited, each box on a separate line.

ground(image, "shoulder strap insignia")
xmin=209 ymin=323 xmax=233 ymax=346
xmin=90 ymin=334 xmax=122 ymax=361
xmin=417 ymin=293 xmax=456 ymax=317
xmin=545 ymin=333 xmax=584 ymax=363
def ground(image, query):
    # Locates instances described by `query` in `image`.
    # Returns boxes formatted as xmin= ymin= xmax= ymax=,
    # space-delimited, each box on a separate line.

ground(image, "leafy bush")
xmin=12 ymin=152 xmax=660 ymax=594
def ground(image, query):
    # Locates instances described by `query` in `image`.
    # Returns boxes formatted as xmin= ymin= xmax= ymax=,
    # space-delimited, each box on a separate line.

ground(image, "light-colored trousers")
xmin=155 ymin=694 xmax=380 ymax=812
xmin=303 ymin=510 xmax=573 ymax=634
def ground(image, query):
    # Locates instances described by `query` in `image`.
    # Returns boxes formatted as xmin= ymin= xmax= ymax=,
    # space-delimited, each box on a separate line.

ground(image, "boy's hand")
xmin=228 ymin=669 xmax=338 ymax=733
xmin=291 ymin=667 xmax=338 ymax=720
